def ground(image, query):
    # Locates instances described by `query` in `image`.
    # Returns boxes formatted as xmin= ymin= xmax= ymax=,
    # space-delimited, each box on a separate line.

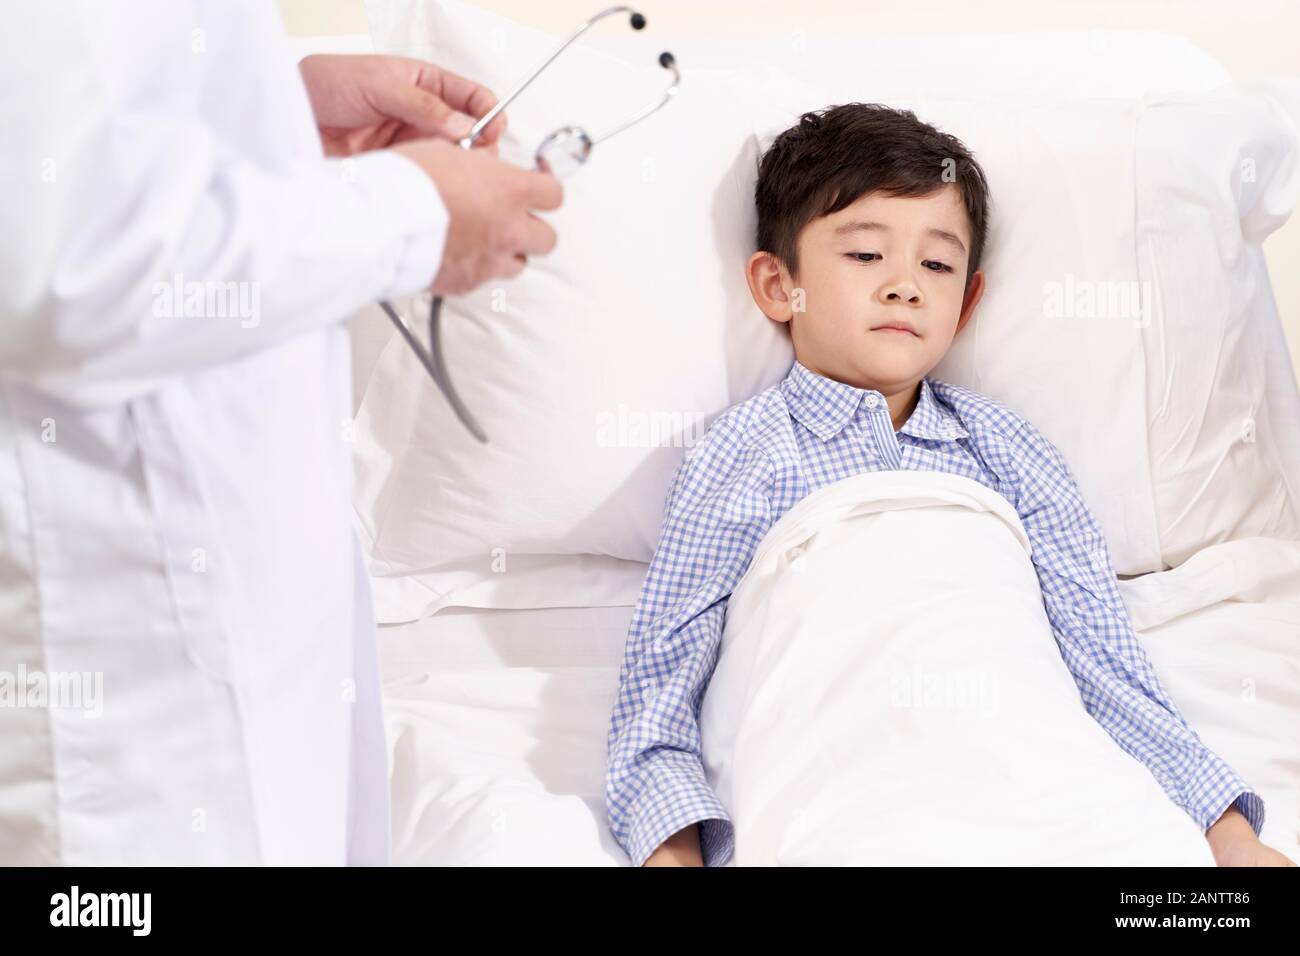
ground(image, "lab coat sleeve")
xmin=0 ymin=2 xmax=448 ymax=406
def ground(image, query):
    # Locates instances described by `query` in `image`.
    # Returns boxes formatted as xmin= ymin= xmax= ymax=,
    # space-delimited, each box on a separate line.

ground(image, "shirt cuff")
xmin=1186 ymin=748 xmax=1265 ymax=838
xmin=325 ymin=148 xmax=449 ymax=301
xmin=622 ymin=752 xmax=736 ymax=867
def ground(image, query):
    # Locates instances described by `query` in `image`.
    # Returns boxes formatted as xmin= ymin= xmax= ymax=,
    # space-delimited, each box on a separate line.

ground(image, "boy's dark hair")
xmin=755 ymin=102 xmax=991 ymax=285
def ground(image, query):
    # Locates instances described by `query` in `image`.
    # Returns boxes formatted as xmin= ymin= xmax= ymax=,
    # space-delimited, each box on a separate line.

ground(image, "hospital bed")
xmin=298 ymin=1 xmax=1300 ymax=865
xmin=375 ymin=544 xmax=1300 ymax=866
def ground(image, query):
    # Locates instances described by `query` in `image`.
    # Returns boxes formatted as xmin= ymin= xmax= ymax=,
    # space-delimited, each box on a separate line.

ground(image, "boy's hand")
xmin=642 ymin=824 xmax=704 ymax=867
xmin=1213 ymin=839 xmax=1297 ymax=867
xmin=1206 ymin=806 xmax=1297 ymax=867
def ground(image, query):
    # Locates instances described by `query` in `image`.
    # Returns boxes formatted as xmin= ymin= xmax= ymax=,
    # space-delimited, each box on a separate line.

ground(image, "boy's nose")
xmin=879 ymin=282 xmax=923 ymax=305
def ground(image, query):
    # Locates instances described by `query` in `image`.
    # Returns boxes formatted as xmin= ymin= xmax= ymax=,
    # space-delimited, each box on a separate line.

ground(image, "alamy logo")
xmin=50 ymin=886 xmax=151 ymax=936
xmin=1042 ymin=273 xmax=1151 ymax=326
xmin=152 ymin=273 xmax=261 ymax=328
xmin=0 ymin=665 xmax=101 ymax=718
xmin=595 ymin=405 xmax=708 ymax=448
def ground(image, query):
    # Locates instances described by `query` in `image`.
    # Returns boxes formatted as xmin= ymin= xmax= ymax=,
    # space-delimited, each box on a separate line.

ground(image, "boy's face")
xmin=746 ymin=184 xmax=984 ymax=395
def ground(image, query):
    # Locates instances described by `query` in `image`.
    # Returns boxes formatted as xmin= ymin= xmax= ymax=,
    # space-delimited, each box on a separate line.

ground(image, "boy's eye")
xmin=846 ymin=253 xmax=953 ymax=274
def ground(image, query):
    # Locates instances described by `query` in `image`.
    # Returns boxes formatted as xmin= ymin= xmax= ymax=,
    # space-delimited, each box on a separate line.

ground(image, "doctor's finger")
xmin=522 ymin=170 xmax=564 ymax=212
xmin=420 ymin=65 xmax=507 ymax=145
xmin=495 ymin=253 xmax=528 ymax=280
xmin=368 ymin=82 xmax=479 ymax=141
xmin=508 ymin=214 xmax=557 ymax=257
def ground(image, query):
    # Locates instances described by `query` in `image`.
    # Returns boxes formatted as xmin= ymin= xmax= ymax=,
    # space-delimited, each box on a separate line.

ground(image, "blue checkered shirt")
xmin=604 ymin=358 xmax=1265 ymax=866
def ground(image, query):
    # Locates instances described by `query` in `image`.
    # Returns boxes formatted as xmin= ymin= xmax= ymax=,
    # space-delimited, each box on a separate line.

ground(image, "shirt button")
xmin=864 ymin=395 xmax=879 ymax=409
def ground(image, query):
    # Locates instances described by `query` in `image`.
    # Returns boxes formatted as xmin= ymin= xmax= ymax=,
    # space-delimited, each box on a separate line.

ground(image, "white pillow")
xmin=354 ymin=0 xmax=792 ymax=620
xmin=1134 ymin=78 xmax=1300 ymax=568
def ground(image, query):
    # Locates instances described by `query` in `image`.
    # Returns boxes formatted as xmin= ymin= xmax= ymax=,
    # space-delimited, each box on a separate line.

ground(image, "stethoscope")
xmin=378 ymin=6 xmax=680 ymax=443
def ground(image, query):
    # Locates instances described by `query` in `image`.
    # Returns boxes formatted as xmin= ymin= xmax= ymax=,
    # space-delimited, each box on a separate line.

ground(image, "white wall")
xmin=277 ymin=0 xmax=1300 ymax=383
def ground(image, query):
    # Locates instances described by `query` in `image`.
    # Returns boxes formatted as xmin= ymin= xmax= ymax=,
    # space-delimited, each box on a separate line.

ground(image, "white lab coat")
xmin=0 ymin=1 xmax=446 ymax=864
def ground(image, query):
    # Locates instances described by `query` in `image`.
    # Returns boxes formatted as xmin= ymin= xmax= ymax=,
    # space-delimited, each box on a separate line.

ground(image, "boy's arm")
xmin=605 ymin=417 xmax=775 ymax=868
xmin=1005 ymin=418 xmax=1267 ymax=843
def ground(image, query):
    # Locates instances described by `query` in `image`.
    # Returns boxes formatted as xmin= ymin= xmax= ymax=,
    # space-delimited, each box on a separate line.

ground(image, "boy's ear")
xmin=745 ymin=250 xmax=797 ymax=323
xmin=955 ymin=269 xmax=985 ymax=336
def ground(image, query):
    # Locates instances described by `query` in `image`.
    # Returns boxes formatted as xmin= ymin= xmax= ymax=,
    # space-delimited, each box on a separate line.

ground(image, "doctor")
xmin=0 ymin=1 xmax=560 ymax=864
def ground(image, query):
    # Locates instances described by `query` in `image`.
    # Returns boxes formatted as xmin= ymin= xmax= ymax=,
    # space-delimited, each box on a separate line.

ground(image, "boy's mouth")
xmin=870 ymin=321 xmax=920 ymax=337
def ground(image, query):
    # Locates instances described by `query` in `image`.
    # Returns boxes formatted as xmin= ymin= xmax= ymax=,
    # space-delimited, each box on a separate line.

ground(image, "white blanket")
xmin=698 ymin=471 xmax=1216 ymax=866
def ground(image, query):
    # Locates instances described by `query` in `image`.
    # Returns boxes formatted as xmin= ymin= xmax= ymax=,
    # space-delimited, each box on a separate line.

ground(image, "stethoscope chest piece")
xmin=536 ymin=126 xmax=593 ymax=179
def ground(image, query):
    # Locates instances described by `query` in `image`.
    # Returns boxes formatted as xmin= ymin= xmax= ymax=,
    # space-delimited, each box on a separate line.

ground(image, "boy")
xmin=604 ymin=103 xmax=1293 ymax=868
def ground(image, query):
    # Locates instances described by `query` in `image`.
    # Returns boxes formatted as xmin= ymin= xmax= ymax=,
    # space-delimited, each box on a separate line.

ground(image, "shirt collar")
xmin=779 ymin=359 xmax=969 ymax=443
xmin=899 ymin=377 xmax=970 ymax=442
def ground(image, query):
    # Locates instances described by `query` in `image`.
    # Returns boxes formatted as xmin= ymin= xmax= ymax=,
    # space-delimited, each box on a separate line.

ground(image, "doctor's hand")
xmin=298 ymin=54 xmax=507 ymax=157
xmin=392 ymin=138 xmax=563 ymax=296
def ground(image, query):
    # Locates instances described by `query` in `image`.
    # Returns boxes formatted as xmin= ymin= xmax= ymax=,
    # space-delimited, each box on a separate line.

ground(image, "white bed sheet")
xmin=381 ymin=605 xmax=632 ymax=865
xmin=379 ymin=538 xmax=1300 ymax=866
